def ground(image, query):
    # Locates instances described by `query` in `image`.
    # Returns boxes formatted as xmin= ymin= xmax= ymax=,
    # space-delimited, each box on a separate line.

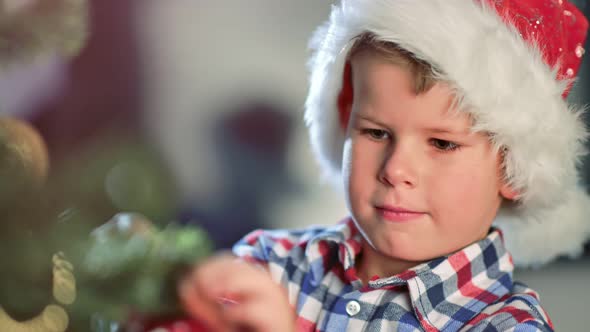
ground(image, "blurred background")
xmin=0 ymin=0 xmax=588 ymax=330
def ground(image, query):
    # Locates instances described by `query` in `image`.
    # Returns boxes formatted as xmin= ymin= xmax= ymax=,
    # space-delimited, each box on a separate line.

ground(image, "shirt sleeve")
xmin=232 ymin=229 xmax=272 ymax=266
xmin=232 ymin=228 xmax=305 ymax=266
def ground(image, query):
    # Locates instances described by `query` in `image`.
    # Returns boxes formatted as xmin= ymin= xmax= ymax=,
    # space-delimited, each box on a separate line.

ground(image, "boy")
xmin=180 ymin=0 xmax=589 ymax=331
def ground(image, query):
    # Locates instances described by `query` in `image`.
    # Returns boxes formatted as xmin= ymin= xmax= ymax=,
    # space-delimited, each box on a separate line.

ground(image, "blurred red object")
xmin=127 ymin=313 xmax=211 ymax=332
xmin=145 ymin=319 xmax=210 ymax=332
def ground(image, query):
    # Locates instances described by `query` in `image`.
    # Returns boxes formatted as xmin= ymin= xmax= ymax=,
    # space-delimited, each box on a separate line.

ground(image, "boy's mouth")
xmin=375 ymin=205 xmax=425 ymax=223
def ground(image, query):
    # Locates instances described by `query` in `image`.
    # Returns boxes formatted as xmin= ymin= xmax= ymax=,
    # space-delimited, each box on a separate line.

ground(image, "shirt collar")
xmin=306 ymin=218 xmax=515 ymax=330
xmin=304 ymin=218 xmax=363 ymax=286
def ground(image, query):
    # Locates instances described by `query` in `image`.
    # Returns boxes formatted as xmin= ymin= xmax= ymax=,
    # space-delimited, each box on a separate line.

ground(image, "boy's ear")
xmin=498 ymin=148 xmax=519 ymax=200
xmin=500 ymin=182 xmax=519 ymax=201
xmin=337 ymin=62 xmax=354 ymax=131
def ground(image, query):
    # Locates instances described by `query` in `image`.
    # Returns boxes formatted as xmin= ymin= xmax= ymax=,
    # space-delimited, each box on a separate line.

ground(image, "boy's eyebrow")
xmin=422 ymin=127 xmax=471 ymax=135
xmin=356 ymin=113 xmax=389 ymax=127
xmin=425 ymin=128 xmax=469 ymax=134
xmin=357 ymin=113 xmax=471 ymax=135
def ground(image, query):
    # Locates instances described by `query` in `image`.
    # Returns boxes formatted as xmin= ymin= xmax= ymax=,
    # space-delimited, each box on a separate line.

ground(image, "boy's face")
xmin=342 ymin=51 xmax=515 ymax=263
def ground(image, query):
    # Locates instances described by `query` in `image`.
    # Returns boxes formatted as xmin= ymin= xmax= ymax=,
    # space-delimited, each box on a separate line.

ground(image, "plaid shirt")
xmin=233 ymin=218 xmax=554 ymax=332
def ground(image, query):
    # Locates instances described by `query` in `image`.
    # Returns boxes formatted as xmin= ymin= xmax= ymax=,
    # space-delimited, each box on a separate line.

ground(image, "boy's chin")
xmin=361 ymin=233 xmax=427 ymax=261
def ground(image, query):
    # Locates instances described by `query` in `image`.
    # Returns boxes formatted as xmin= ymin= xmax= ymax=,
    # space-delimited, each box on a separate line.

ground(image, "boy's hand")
xmin=179 ymin=253 xmax=295 ymax=332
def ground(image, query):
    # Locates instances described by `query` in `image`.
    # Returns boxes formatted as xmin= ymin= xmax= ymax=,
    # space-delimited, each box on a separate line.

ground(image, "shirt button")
xmin=345 ymin=300 xmax=361 ymax=316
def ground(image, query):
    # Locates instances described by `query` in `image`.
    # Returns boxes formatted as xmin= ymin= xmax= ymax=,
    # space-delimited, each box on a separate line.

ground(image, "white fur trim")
xmin=304 ymin=0 xmax=589 ymax=266
xmin=495 ymin=187 xmax=590 ymax=267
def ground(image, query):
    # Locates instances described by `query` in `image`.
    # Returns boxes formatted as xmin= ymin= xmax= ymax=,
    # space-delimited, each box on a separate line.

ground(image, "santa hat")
xmin=304 ymin=0 xmax=589 ymax=267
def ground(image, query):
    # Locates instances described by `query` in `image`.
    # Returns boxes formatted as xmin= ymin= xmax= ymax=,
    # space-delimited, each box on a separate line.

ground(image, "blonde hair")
xmin=348 ymin=32 xmax=438 ymax=94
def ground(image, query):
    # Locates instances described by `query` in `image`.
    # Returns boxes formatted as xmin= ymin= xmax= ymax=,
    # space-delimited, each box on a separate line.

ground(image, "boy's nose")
xmin=378 ymin=142 xmax=418 ymax=188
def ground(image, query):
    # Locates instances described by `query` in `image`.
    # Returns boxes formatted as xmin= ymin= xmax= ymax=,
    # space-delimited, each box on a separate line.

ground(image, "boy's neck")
xmin=356 ymin=240 xmax=422 ymax=284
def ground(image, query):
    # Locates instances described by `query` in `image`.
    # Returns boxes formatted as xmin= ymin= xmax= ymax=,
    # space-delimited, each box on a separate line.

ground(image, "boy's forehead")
xmin=351 ymin=69 xmax=468 ymax=121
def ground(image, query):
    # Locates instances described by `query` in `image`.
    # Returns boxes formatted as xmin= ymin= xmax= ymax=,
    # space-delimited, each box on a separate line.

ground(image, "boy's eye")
xmin=430 ymin=138 xmax=460 ymax=151
xmin=362 ymin=129 xmax=390 ymax=140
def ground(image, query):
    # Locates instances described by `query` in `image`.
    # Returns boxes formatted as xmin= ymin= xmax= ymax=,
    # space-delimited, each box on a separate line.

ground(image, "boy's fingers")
xmin=180 ymin=254 xmax=288 ymax=331
xmin=181 ymin=254 xmax=234 ymax=297
xmin=178 ymin=278 xmax=227 ymax=331
xmin=221 ymin=272 xmax=283 ymax=302
xmin=178 ymin=253 xmax=246 ymax=330
xmin=191 ymin=254 xmax=270 ymax=300
xmin=210 ymin=264 xmax=293 ymax=332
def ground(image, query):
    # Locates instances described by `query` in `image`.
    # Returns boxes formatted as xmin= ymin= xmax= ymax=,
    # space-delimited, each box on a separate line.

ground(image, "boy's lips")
xmin=375 ymin=205 xmax=426 ymax=223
